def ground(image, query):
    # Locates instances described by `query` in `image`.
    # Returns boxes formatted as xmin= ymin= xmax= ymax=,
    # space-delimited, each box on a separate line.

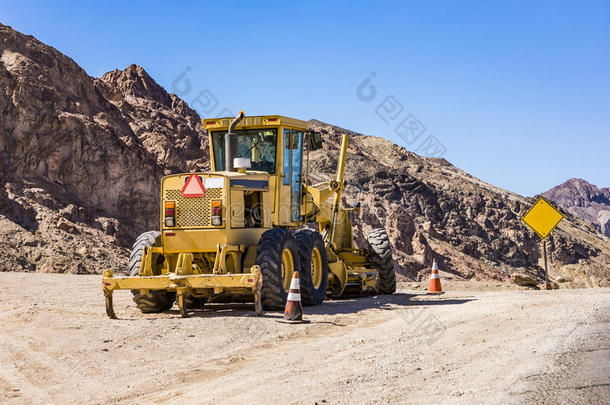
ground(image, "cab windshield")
xmin=212 ymin=129 xmax=277 ymax=173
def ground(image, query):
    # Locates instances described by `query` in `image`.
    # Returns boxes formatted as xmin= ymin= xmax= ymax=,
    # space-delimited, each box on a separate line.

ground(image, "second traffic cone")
xmin=427 ymin=260 xmax=445 ymax=294
xmin=277 ymin=271 xmax=310 ymax=324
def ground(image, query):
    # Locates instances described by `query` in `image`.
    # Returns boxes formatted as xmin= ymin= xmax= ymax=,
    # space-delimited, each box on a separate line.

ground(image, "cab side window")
xmin=283 ymin=129 xmax=291 ymax=185
xmin=290 ymin=130 xmax=303 ymax=222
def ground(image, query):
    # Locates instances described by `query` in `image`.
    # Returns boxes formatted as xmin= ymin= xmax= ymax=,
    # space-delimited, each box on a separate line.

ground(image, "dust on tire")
xmin=367 ymin=228 xmax=396 ymax=294
xmin=294 ymin=228 xmax=329 ymax=305
xmin=129 ymin=231 xmax=176 ymax=313
xmin=255 ymin=228 xmax=300 ymax=310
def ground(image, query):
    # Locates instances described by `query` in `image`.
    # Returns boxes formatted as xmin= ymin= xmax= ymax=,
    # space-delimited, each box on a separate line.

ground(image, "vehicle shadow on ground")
xmin=305 ymin=293 xmax=475 ymax=316
xmin=160 ymin=293 xmax=474 ymax=319
xmin=165 ymin=303 xmax=271 ymax=319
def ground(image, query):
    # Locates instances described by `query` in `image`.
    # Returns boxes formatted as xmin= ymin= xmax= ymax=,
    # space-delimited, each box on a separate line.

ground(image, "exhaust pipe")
xmin=225 ymin=111 xmax=245 ymax=172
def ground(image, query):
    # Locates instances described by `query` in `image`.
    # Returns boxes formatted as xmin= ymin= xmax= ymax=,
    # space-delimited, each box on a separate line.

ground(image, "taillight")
xmin=165 ymin=201 xmax=176 ymax=227
xmin=211 ymin=200 xmax=222 ymax=226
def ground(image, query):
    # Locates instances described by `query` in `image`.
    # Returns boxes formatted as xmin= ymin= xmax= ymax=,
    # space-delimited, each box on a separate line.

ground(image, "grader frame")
xmin=102 ymin=112 xmax=393 ymax=318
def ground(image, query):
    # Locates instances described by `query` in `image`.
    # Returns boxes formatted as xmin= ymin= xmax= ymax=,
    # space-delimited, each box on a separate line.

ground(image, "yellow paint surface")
xmin=522 ymin=197 xmax=564 ymax=239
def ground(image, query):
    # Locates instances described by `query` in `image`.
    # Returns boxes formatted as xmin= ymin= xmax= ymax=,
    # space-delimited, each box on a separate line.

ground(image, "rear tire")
xmin=367 ymin=228 xmax=396 ymax=294
xmin=129 ymin=231 xmax=176 ymax=313
xmin=255 ymin=228 xmax=300 ymax=310
xmin=294 ymin=228 xmax=328 ymax=305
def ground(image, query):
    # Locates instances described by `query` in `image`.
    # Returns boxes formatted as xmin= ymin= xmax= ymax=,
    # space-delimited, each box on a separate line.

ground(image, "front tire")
xmin=255 ymin=228 xmax=300 ymax=310
xmin=129 ymin=231 xmax=176 ymax=313
xmin=367 ymin=228 xmax=396 ymax=294
xmin=294 ymin=228 xmax=328 ymax=305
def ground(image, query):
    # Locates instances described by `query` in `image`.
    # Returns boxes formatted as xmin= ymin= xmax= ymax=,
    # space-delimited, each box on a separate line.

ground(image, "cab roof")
xmin=202 ymin=115 xmax=309 ymax=131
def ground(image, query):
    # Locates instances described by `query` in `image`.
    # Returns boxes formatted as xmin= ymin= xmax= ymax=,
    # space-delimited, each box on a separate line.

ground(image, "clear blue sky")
xmin=2 ymin=0 xmax=609 ymax=196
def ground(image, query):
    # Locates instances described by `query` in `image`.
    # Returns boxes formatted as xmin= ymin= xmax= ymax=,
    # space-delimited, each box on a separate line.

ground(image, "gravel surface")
xmin=0 ymin=273 xmax=608 ymax=404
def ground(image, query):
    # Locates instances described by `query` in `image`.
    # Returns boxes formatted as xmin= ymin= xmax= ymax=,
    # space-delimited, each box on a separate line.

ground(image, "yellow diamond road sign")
xmin=521 ymin=197 xmax=564 ymax=239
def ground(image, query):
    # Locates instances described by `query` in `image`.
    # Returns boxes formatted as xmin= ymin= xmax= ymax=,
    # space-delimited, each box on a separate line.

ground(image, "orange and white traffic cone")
xmin=277 ymin=271 xmax=310 ymax=324
xmin=427 ymin=259 xmax=445 ymax=294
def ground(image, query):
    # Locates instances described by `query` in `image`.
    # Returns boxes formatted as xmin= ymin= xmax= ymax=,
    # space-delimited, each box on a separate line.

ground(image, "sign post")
xmin=543 ymin=239 xmax=548 ymax=284
xmin=521 ymin=197 xmax=564 ymax=287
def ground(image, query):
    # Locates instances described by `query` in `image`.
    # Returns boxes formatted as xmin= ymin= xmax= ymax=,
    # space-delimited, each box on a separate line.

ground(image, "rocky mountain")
xmin=307 ymin=121 xmax=609 ymax=285
xmin=95 ymin=65 xmax=208 ymax=173
xmin=543 ymin=178 xmax=610 ymax=238
xmin=1 ymin=23 xmax=608 ymax=286
xmin=0 ymin=23 xmax=204 ymax=273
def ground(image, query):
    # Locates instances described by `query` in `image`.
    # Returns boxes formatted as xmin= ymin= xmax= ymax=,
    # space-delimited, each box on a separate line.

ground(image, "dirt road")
xmin=0 ymin=273 xmax=608 ymax=404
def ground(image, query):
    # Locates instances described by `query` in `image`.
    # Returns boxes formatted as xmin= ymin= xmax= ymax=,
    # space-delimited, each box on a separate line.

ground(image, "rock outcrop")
xmin=0 ymin=24 xmax=198 ymax=272
xmin=95 ymin=65 xmax=208 ymax=173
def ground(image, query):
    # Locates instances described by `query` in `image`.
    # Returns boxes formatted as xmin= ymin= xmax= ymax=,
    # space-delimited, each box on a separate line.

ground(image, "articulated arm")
xmin=304 ymin=134 xmax=350 ymax=249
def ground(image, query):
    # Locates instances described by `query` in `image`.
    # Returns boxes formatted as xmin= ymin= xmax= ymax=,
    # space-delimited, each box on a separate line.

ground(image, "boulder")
xmin=59 ymin=204 xmax=79 ymax=222
xmin=510 ymin=272 xmax=539 ymax=286
xmin=540 ymin=281 xmax=560 ymax=290
xmin=56 ymin=218 xmax=77 ymax=234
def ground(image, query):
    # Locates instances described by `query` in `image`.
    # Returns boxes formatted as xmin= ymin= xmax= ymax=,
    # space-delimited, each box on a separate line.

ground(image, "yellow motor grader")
xmin=102 ymin=112 xmax=396 ymax=318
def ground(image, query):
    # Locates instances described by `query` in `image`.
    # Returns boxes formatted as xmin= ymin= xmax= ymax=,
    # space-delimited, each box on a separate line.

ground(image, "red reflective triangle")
xmin=181 ymin=175 xmax=206 ymax=197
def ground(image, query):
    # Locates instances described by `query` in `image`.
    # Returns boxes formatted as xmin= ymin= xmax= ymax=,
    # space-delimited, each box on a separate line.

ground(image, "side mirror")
xmin=309 ymin=131 xmax=323 ymax=151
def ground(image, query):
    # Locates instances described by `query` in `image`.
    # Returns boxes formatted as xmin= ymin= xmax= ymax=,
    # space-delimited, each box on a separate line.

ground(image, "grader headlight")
xmin=164 ymin=201 xmax=176 ymax=227
xmin=211 ymin=200 xmax=222 ymax=226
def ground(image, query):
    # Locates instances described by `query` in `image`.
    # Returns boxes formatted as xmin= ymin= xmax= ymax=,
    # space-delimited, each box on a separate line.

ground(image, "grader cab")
xmin=102 ymin=112 xmax=396 ymax=318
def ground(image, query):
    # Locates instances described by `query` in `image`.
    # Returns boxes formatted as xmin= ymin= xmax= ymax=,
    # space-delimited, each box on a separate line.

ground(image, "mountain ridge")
xmin=543 ymin=178 xmax=610 ymax=238
xmin=1 ymin=23 xmax=608 ymax=286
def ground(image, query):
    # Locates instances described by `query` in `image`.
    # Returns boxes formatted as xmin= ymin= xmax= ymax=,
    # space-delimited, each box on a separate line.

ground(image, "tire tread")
xmin=367 ymin=228 xmax=396 ymax=294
